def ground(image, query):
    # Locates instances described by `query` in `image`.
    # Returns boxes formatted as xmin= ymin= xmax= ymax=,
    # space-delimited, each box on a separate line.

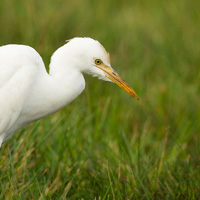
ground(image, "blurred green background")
xmin=0 ymin=0 xmax=200 ymax=199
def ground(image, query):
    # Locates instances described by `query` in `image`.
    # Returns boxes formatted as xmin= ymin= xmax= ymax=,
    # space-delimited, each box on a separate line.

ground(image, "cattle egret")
xmin=0 ymin=37 xmax=138 ymax=147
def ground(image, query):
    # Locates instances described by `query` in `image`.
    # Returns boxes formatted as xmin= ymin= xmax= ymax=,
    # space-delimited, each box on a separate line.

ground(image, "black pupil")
xmin=96 ymin=60 xmax=100 ymax=64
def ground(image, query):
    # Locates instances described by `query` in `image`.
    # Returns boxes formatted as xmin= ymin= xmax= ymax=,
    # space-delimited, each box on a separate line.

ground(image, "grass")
xmin=0 ymin=0 xmax=200 ymax=199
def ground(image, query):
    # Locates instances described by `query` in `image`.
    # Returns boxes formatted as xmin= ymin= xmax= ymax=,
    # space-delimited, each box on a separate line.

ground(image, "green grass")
xmin=0 ymin=0 xmax=200 ymax=199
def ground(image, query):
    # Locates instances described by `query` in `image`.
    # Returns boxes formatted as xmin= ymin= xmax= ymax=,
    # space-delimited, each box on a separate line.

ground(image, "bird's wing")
xmin=0 ymin=45 xmax=43 ymax=137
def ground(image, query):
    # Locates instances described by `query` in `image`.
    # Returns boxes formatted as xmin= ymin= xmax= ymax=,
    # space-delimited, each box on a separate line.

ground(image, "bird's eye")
xmin=95 ymin=59 xmax=102 ymax=65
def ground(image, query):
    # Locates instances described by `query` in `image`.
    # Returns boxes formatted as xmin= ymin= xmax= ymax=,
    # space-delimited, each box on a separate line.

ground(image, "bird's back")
xmin=0 ymin=44 xmax=45 ymax=87
xmin=0 ymin=44 xmax=45 ymax=144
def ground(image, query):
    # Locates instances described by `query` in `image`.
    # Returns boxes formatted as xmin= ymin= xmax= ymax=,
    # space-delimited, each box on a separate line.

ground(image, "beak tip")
xmin=131 ymin=92 xmax=139 ymax=101
xmin=133 ymin=95 xmax=139 ymax=101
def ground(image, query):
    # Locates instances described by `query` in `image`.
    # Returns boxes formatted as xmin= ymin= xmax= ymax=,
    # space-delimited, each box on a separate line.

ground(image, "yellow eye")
xmin=95 ymin=59 xmax=102 ymax=65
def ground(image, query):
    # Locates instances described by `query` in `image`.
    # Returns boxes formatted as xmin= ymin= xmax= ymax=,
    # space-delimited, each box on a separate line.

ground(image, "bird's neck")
xmin=22 ymin=63 xmax=85 ymax=125
xmin=46 ymin=46 xmax=86 ymax=114
xmin=50 ymin=65 xmax=86 ymax=109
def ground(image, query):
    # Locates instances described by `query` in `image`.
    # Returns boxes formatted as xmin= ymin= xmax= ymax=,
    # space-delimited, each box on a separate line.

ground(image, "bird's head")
xmin=51 ymin=37 xmax=139 ymax=100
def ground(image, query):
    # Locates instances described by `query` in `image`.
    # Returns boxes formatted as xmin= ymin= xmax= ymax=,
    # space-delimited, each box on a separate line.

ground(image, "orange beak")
xmin=97 ymin=63 xmax=139 ymax=100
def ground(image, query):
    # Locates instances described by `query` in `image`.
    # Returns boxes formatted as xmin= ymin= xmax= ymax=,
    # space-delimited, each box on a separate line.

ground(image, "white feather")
xmin=0 ymin=37 xmax=112 ymax=145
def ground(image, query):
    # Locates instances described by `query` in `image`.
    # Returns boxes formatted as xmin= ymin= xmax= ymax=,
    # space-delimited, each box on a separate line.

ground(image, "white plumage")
xmin=0 ymin=37 xmax=138 ymax=147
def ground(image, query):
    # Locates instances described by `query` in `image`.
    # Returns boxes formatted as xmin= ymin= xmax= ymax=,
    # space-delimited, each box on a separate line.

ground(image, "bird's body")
xmin=0 ymin=37 xmax=138 ymax=147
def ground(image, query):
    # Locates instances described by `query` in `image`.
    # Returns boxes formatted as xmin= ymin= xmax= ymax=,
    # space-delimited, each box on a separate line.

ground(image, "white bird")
xmin=0 ymin=37 xmax=138 ymax=147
